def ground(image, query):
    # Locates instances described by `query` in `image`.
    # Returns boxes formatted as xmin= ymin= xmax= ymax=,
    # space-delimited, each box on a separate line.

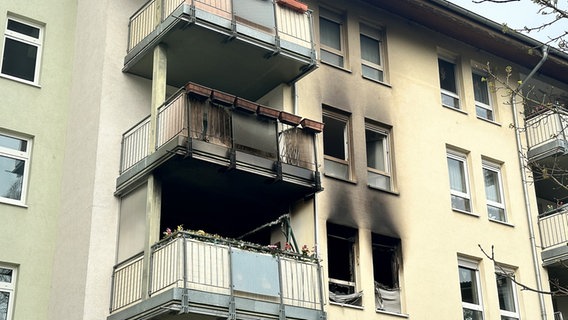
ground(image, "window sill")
xmin=362 ymin=75 xmax=392 ymax=88
xmin=0 ymin=74 xmax=41 ymax=88
xmin=324 ymin=172 xmax=357 ymax=185
xmin=0 ymin=199 xmax=29 ymax=208
xmin=368 ymin=184 xmax=399 ymax=196
xmin=489 ymin=218 xmax=514 ymax=227
xmin=330 ymin=301 xmax=364 ymax=310
xmin=376 ymin=309 xmax=409 ymax=318
xmin=476 ymin=116 xmax=502 ymax=126
xmin=320 ymin=60 xmax=352 ymax=74
xmin=453 ymin=208 xmax=479 ymax=217
xmin=442 ymin=104 xmax=468 ymax=115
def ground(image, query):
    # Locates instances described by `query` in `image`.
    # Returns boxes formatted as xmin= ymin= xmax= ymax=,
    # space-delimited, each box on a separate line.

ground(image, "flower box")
xmin=279 ymin=111 xmax=302 ymax=126
xmin=276 ymin=0 xmax=308 ymax=13
xmin=257 ymin=105 xmax=280 ymax=119
xmin=186 ymin=82 xmax=211 ymax=99
xmin=300 ymin=118 xmax=324 ymax=133
xmin=234 ymin=97 xmax=258 ymax=113
xmin=211 ymin=90 xmax=235 ymax=105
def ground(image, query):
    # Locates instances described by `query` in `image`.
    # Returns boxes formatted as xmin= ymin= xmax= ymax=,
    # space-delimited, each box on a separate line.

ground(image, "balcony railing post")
xmin=228 ymin=245 xmax=236 ymax=320
xmin=182 ymin=234 xmax=189 ymax=313
xmin=277 ymin=256 xmax=285 ymax=320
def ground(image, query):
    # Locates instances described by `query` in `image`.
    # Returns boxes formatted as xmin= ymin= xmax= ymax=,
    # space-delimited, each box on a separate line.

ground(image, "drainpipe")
xmin=512 ymin=45 xmax=549 ymax=320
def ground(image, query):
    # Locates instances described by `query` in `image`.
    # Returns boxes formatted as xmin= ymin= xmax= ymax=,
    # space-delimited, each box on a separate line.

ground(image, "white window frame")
xmin=0 ymin=264 xmax=17 ymax=320
xmin=472 ymin=71 xmax=494 ymax=121
xmin=323 ymin=109 xmax=352 ymax=180
xmin=359 ymin=23 xmax=385 ymax=82
xmin=458 ymin=257 xmax=484 ymax=319
xmin=447 ymin=150 xmax=472 ymax=212
xmin=1 ymin=15 xmax=44 ymax=85
xmin=438 ymin=56 xmax=461 ymax=110
xmin=0 ymin=132 xmax=32 ymax=206
xmin=319 ymin=8 xmax=346 ymax=68
xmin=495 ymin=266 xmax=520 ymax=320
xmin=482 ymin=161 xmax=506 ymax=222
xmin=365 ymin=122 xmax=392 ymax=191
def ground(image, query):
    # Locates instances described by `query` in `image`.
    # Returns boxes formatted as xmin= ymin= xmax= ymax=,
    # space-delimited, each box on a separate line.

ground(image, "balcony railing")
xmin=119 ymin=83 xmax=321 ymax=176
xmin=538 ymin=207 xmax=568 ymax=250
xmin=110 ymin=231 xmax=323 ymax=315
xmin=525 ymin=107 xmax=568 ymax=161
xmin=127 ymin=0 xmax=314 ymax=54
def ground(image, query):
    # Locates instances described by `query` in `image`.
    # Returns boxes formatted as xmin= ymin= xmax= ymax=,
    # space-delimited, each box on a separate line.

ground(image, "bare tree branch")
xmin=478 ymin=244 xmax=568 ymax=295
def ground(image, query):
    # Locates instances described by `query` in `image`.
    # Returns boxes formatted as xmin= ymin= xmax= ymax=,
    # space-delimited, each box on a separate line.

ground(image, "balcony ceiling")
xmin=363 ymin=0 xmax=568 ymax=83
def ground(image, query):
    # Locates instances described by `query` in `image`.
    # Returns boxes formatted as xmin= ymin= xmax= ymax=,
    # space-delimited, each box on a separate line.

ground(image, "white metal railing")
xmin=157 ymin=93 xmax=187 ymax=148
xmin=539 ymin=208 xmax=568 ymax=250
xmin=127 ymin=0 xmax=313 ymax=54
xmin=110 ymin=253 xmax=144 ymax=311
xmin=120 ymin=117 xmax=150 ymax=172
xmin=525 ymin=108 xmax=568 ymax=154
xmin=110 ymin=232 xmax=322 ymax=312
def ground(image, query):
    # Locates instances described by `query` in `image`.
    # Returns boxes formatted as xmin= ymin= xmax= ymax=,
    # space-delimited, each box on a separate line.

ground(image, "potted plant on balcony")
xmin=257 ymin=105 xmax=280 ymax=119
xmin=276 ymin=0 xmax=308 ymax=13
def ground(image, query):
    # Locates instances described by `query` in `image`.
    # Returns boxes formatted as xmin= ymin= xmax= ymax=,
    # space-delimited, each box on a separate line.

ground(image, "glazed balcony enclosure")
xmin=125 ymin=0 xmax=316 ymax=100
xmin=109 ymin=231 xmax=324 ymax=320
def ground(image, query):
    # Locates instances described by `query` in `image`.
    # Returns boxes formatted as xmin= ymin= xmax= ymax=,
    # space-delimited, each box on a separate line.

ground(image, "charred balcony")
xmin=116 ymin=83 xmax=323 ymax=213
xmin=125 ymin=0 xmax=316 ymax=100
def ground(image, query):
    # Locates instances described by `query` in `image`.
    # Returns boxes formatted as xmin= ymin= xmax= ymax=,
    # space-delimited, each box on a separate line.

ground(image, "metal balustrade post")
xmin=182 ymin=234 xmax=189 ymax=313
xmin=277 ymin=256 xmax=286 ymax=320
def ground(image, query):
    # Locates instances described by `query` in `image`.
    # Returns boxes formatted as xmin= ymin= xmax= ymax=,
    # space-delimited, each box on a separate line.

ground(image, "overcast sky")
xmin=449 ymin=0 xmax=566 ymax=45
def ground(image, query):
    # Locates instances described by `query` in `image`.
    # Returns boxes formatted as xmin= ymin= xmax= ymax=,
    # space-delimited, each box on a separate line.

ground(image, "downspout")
xmin=512 ymin=45 xmax=549 ymax=320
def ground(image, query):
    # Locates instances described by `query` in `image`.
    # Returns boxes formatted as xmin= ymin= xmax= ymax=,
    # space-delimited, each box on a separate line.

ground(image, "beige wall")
xmin=48 ymin=0 xmax=152 ymax=319
xmin=0 ymin=1 xmax=76 ymax=319
xmin=299 ymin=0 xmax=553 ymax=319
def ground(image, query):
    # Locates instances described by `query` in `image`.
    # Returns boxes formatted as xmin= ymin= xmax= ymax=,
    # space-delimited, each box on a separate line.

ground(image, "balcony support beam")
xmin=149 ymin=43 xmax=168 ymax=153
xmin=142 ymin=174 xmax=162 ymax=299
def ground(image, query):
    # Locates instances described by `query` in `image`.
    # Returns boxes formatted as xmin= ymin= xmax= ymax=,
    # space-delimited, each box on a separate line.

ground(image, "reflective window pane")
xmin=0 ymin=134 xmax=27 ymax=152
xmin=459 ymin=266 xmax=479 ymax=304
xmin=1 ymin=38 xmax=37 ymax=82
xmin=0 ymin=155 xmax=24 ymax=200
xmin=0 ymin=291 xmax=9 ymax=320
xmin=496 ymin=274 xmax=516 ymax=312
xmin=0 ymin=269 xmax=11 ymax=283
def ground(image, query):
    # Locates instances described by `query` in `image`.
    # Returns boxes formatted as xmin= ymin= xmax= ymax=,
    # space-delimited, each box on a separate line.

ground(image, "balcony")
xmin=109 ymin=231 xmax=324 ymax=320
xmin=116 ymin=83 xmax=322 ymax=220
xmin=538 ymin=206 xmax=568 ymax=264
xmin=525 ymin=107 xmax=568 ymax=162
xmin=125 ymin=0 xmax=316 ymax=100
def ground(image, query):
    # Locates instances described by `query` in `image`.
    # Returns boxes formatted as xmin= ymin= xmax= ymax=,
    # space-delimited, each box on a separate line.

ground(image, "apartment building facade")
xmin=1 ymin=0 xmax=568 ymax=320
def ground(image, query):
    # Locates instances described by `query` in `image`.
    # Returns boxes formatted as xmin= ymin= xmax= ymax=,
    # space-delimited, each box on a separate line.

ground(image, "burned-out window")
xmin=373 ymin=234 xmax=402 ymax=313
xmin=327 ymin=223 xmax=361 ymax=306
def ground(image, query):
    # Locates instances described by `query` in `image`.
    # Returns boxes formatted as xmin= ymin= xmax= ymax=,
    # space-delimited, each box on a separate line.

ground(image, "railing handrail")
xmin=155 ymin=230 xmax=319 ymax=263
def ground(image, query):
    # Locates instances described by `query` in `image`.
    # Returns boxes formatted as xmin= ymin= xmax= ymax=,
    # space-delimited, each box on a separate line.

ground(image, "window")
xmin=1 ymin=16 xmax=43 ymax=84
xmin=0 ymin=132 xmax=31 ymax=205
xmin=372 ymin=234 xmax=401 ymax=313
xmin=483 ymin=161 xmax=506 ymax=222
xmin=319 ymin=8 xmax=345 ymax=68
xmin=447 ymin=150 xmax=471 ymax=212
xmin=327 ymin=223 xmax=360 ymax=306
xmin=473 ymin=71 xmax=494 ymax=121
xmin=495 ymin=267 xmax=519 ymax=320
xmin=458 ymin=258 xmax=483 ymax=320
xmin=323 ymin=109 xmax=352 ymax=180
xmin=0 ymin=265 xmax=16 ymax=320
xmin=366 ymin=122 xmax=392 ymax=190
xmin=439 ymin=57 xmax=460 ymax=109
xmin=360 ymin=24 xmax=384 ymax=82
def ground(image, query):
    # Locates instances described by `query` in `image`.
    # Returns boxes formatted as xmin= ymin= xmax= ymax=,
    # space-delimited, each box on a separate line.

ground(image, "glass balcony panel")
xmin=233 ymin=112 xmax=278 ymax=159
